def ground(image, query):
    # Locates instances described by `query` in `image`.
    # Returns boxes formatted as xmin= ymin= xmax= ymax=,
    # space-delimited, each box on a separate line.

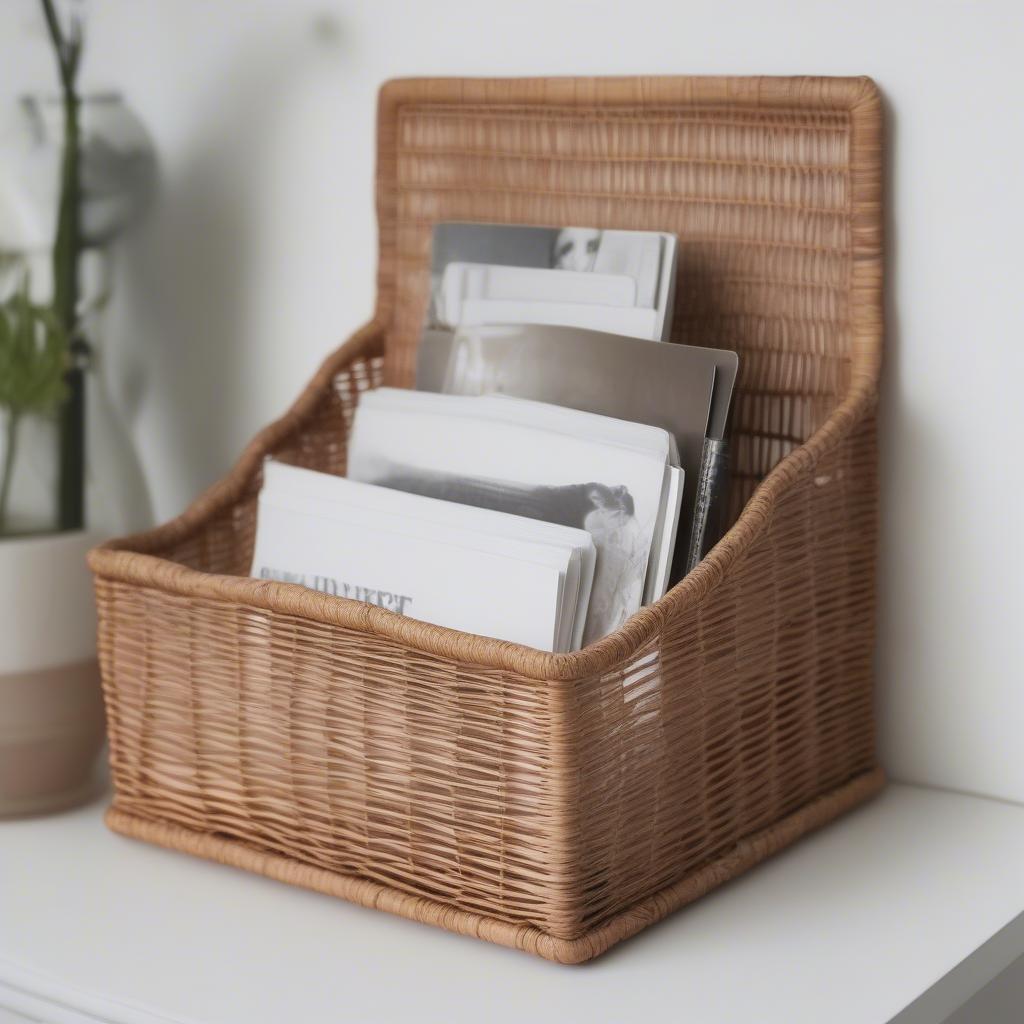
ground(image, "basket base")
xmin=105 ymin=766 xmax=884 ymax=964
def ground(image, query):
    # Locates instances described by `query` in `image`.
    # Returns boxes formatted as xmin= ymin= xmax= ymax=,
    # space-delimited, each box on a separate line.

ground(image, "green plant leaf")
xmin=0 ymin=276 xmax=68 ymax=419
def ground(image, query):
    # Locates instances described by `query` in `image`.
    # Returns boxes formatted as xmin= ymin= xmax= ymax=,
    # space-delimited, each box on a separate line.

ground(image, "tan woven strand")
xmin=89 ymin=76 xmax=884 ymax=962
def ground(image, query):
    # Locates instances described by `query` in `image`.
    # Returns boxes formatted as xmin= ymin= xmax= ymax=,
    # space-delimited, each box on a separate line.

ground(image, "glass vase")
xmin=0 ymin=91 xmax=156 ymax=540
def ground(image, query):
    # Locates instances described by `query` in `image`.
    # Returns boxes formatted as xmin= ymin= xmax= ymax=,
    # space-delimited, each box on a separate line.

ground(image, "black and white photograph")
xmin=426 ymin=221 xmax=677 ymax=341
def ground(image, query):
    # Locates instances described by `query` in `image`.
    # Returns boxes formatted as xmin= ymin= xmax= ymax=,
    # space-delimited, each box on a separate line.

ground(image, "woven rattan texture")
xmin=90 ymin=76 xmax=884 ymax=963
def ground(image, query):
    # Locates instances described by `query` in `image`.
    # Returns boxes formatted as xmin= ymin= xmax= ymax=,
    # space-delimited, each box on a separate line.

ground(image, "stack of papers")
xmin=428 ymin=223 xmax=677 ymax=342
xmin=420 ymin=221 xmax=741 ymax=582
xmin=248 ymin=220 xmax=738 ymax=652
xmin=346 ymin=389 xmax=683 ymax=646
xmin=417 ymin=322 xmax=737 ymax=574
xmin=251 ymin=461 xmax=595 ymax=653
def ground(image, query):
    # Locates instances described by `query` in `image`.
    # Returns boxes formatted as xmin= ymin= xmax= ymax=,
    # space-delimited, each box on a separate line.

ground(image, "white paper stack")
xmin=347 ymin=389 xmax=683 ymax=645
xmin=251 ymin=461 xmax=596 ymax=653
xmin=430 ymin=224 xmax=677 ymax=342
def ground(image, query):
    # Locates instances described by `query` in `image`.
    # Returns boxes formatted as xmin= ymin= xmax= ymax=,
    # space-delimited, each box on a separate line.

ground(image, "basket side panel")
xmin=149 ymin=351 xmax=385 ymax=578
xmin=569 ymin=414 xmax=878 ymax=932
xmin=95 ymin=581 xmax=585 ymax=939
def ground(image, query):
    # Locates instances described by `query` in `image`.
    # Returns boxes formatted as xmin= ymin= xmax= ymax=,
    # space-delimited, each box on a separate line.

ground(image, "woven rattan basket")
xmin=88 ymin=75 xmax=884 ymax=964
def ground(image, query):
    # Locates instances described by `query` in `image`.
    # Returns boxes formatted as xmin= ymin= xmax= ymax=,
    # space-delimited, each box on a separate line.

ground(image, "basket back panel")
xmin=375 ymin=78 xmax=865 ymax=514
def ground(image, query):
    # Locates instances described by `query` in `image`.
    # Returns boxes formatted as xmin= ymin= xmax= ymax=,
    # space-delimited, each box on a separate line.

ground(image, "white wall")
xmin=2 ymin=0 xmax=1023 ymax=803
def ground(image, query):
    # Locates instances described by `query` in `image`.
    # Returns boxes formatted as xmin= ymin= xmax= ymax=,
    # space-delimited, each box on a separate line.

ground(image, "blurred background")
xmin=1 ymin=0 xmax=1022 ymax=809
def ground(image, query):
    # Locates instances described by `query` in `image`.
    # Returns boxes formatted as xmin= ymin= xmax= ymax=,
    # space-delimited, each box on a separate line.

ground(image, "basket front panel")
xmin=95 ymin=387 xmax=877 ymax=943
xmin=95 ymin=579 xmax=585 ymax=939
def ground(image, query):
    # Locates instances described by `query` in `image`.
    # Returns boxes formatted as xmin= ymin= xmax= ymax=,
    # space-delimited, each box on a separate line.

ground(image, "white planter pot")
xmin=0 ymin=530 xmax=105 ymax=817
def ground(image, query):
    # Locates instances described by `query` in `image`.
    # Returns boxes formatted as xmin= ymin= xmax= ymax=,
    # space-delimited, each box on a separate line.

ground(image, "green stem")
xmin=53 ymin=91 xmax=80 ymax=340
xmin=41 ymin=0 xmax=86 ymax=532
xmin=0 ymin=411 xmax=21 ymax=534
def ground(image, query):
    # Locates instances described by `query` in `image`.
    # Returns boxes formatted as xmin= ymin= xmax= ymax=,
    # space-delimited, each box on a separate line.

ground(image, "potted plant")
xmin=0 ymin=0 xmax=154 ymax=816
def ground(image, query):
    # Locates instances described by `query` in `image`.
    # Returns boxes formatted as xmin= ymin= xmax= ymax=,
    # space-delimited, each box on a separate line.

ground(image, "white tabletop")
xmin=2 ymin=784 xmax=1024 ymax=1024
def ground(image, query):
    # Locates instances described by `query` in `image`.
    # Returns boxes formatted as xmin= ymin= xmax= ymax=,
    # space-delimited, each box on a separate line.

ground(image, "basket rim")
xmin=88 ymin=74 xmax=883 ymax=683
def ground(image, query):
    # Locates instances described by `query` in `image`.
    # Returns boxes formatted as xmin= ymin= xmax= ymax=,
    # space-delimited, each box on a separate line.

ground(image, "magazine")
xmin=251 ymin=462 xmax=596 ymax=652
xmin=347 ymin=389 xmax=681 ymax=644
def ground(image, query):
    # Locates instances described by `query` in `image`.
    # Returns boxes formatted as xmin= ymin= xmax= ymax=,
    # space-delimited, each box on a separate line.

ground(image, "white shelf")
xmin=2 ymin=784 xmax=1024 ymax=1024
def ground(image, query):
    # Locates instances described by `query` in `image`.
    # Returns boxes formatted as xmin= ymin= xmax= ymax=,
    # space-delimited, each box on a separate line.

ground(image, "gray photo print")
xmin=368 ymin=465 xmax=645 ymax=644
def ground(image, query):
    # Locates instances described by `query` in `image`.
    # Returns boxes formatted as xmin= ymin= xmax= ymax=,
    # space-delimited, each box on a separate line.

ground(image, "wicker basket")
xmin=88 ymin=75 xmax=885 ymax=964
